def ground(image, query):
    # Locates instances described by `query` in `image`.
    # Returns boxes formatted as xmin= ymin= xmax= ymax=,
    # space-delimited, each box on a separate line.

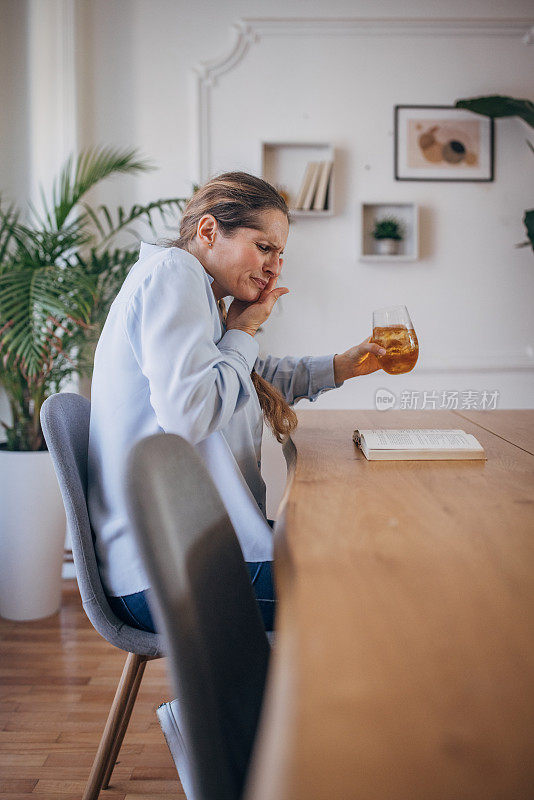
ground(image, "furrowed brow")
xmin=264 ymin=239 xmax=284 ymax=252
xmin=254 ymin=228 xmax=284 ymax=251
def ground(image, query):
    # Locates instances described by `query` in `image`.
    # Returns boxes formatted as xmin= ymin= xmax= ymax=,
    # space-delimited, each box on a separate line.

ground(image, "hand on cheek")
xmin=227 ymin=275 xmax=289 ymax=336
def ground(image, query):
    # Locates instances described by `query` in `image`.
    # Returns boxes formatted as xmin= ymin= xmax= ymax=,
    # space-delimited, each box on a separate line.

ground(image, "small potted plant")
xmin=372 ymin=216 xmax=404 ymax=256
xmin=0 ymin=146 xmax=187 ymax=620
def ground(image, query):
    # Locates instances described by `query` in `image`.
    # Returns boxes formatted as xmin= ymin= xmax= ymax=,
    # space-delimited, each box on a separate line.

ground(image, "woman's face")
xmin=195 ymin=208 xmax=289 ymax=302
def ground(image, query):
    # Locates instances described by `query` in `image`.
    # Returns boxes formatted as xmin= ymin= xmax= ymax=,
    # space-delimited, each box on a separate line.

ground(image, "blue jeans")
xmin=107 ymin=521 xmax=277 ymax=633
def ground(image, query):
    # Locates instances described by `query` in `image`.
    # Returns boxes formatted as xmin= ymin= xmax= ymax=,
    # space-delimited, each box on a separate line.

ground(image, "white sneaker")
xmin=156 ymin=699 xmax=197 ymax=800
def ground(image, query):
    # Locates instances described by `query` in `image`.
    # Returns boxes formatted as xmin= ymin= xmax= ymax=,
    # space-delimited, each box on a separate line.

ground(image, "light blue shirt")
xmin=88 ymin=243 xmax=339 ymax=596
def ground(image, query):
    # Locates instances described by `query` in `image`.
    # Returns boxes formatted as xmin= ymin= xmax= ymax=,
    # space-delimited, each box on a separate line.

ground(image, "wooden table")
xmin=245 ymin=410 xmax=534 ymax=800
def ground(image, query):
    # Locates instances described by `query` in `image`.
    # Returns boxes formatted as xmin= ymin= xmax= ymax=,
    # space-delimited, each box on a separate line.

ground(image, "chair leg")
xmin=82 ymin=652 xmax=147 ymax=800
xmin=100 ymin=654 xmax=149 ymax=788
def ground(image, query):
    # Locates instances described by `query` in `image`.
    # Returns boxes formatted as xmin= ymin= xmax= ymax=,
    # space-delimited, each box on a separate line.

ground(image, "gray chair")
xmin=126 ymin=432 xmax=271 ymax=800
xmin=40 ymin=393 xmax=164 ymax=800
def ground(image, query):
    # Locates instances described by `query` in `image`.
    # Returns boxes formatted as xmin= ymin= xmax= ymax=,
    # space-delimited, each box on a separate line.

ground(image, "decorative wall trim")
xmin=193 ymin=16 xmax=534 ymax=181
xmin=236 ymin=17 xmax=533 ymax=39
xmin=416 ymin=351 xmax=534 ymax=373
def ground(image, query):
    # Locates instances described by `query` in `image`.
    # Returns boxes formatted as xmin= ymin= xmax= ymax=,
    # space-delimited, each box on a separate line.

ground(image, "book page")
xmin=358 ymin=429 xmax=483 ymax=451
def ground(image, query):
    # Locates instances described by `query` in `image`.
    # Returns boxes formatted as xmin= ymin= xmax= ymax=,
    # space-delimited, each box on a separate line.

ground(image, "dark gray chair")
xmin=126 ymin=432 xmax=271 ymax=800
xmin=40 ymin=393 xmax=164 ymax=800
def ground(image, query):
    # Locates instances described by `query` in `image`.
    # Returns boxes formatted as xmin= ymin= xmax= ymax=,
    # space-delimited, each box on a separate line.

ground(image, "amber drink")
xmin=371 ymin=306 xmax=419 ymax=375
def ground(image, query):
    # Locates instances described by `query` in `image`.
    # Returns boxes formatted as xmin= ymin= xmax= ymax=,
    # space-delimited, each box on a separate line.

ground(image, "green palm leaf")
xmin=455 ymin=95 xmax=534 ymax=127
xmin=87 ymin=197 xmax=187 ymax=248
xmin=47 ymin=145 xmax=154 ymax=231
xmin=0 ymin=145 xmax=189 ymax=448
xmin=0 ymin=263 xmax=95 ymax=377
xmin=518 ymin=209 xmax=534 ymax=249
xmin=0 ymin=199 xmax=20 ymax=263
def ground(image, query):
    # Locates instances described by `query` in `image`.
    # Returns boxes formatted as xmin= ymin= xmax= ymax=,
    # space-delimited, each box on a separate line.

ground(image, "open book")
xmin=352 ymin=429 xmax=486 ymax=461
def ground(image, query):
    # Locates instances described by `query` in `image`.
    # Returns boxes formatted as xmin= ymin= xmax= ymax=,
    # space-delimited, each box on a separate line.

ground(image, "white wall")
xmin=206 ymin=18 xmax=533 ymax=394
xmin=0 ymin=0 xmax=30 ymax=202
xmin=76 ymin=0 xmax=534 ymax=411
xmin=1 ymin=0 xmax=533 ymax=513
xmin=0 ymin=0 xmax=29 ymax=430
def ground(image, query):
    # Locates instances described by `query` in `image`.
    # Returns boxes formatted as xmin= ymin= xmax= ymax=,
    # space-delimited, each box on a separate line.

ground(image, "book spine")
xmin=312 ymin=160 xmax=333 ymax=211
xmin=301 ymin=162 xmax=321 ymax=210
xmin=294 ymin=162 xmax=316 ymax=209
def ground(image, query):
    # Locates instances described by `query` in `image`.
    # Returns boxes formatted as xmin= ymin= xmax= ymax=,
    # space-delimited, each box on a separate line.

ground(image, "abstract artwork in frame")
xmin=394 ymin=105 xmax=494 ymax=182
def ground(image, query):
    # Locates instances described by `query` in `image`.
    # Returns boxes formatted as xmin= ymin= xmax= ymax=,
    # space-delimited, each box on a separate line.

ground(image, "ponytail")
xmin=251 ymin=369 xmax=298 ymax=444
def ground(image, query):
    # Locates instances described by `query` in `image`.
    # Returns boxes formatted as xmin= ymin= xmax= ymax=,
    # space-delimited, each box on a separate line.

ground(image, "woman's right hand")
xmin=226 ymin=276 xmax=289 ymax=337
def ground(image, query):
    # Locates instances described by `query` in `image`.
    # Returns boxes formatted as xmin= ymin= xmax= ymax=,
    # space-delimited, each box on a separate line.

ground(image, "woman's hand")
xmin=226 ymin=276 xmax=289 ymax=337
xmin=333 ymin=337 xmax=386 ymax=383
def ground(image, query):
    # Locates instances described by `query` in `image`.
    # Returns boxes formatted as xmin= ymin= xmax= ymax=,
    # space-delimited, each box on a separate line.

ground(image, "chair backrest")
xmin=126 ymin=433 xmax=271 ymax=800
xmin=40 ymin=393 xmax=162 ymax=657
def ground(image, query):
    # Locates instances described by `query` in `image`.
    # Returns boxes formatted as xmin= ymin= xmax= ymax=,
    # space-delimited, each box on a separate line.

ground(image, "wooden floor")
xmin=0 ymin=580 xmax=184 ymax=799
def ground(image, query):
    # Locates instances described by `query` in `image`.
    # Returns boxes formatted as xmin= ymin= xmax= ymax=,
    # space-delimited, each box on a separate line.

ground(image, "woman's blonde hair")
xmin=169 ymin=171 xmax=297 ymax=443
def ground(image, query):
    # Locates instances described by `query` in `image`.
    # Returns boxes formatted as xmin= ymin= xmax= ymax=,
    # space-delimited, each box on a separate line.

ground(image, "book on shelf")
xmin=352 ymin=429 xmax=486 ymax=461
xmin=295 ymin=161 xmax=321 ymax=210
xmin=312 ymin=160 xmax=333 ymax=211
xmin=294 ymin=162 xmax=317 ymax=209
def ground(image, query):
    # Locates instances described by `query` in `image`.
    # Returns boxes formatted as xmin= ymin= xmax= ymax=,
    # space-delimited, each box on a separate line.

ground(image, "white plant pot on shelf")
xmin=0 ymin=448 xmax=66 ymax=620
xmin=374 ymin=238 xmax=400 ymax=256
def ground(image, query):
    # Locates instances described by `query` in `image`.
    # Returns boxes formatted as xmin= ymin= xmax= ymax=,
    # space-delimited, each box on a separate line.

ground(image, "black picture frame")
xmin=394 ymin=105 xmax=494 ymax=182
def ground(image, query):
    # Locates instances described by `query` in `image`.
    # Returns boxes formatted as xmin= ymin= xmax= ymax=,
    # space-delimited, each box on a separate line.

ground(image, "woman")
xmin=88 ymin=172 xmax=386 ymax=635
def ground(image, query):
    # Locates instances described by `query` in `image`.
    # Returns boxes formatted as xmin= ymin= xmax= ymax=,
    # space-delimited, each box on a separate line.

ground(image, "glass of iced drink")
xmin=371 ymin=305 xmax=419 ymax=374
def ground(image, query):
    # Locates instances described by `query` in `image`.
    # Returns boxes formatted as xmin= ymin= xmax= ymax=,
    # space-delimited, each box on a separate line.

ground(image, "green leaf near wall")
xmin=455 ymin=95 xmax=534 ymax=127
xmin=524 ymin=210 xmax=534 ymax=249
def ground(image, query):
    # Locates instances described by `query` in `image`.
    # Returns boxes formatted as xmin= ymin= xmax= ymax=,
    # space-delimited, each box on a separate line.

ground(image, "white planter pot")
xmin=374 ymin=238 xmax=400 ymax=256
xmin=0 ymin=448 xmax=66 ymax=620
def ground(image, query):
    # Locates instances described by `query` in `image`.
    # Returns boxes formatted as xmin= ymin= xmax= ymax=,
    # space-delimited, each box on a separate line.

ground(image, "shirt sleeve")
xmin=125 ymin=254 xmax=259 ymax=444
xmin=254 ymin=352 xmax=342 ymax=405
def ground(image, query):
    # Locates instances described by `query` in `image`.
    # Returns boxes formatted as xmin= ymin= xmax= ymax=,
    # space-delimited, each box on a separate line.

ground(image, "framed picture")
xmin=394 ymin=105 xmax=494 ymax=182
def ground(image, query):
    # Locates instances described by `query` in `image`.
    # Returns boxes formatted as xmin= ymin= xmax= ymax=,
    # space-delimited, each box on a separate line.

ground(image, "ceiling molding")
xmin=236 ymin=16 xmax=533 ymax=39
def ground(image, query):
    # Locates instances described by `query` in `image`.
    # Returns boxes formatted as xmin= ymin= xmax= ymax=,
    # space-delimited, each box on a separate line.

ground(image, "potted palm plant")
xmin=0 ymin=146 xmax=186 ymax=620
xmin=372 ymin=215 xmax=404 ymax=256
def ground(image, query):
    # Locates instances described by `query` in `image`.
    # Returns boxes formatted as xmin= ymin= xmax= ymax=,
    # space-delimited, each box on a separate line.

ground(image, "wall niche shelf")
xmin=360 ymin=202 xmax=419 ymax=262
xmin=261 ymin=142 xmax=335 ymax=217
